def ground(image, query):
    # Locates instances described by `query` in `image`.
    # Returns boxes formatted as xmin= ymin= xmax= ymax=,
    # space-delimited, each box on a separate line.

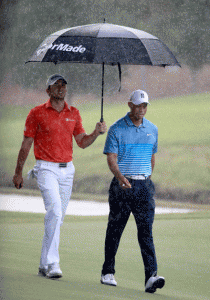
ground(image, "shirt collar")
xmin=124 ymin=112 xmax=146 ymax=128
xmin=46 ymin=99 xmax=70 ymax=112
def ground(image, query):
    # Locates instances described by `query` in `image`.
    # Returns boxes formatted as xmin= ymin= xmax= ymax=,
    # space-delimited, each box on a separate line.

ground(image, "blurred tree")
xmin=2 ymin=0 xmax=122 ymax=96
xmin=0 ymin=0 xmax=19 ymax=85
xmin=172 ymin=0 xmax=210 ymax=91
xmin=0 ymin=0 xmax=19 ymax=51
xmin=1 ymin=0 xmax=210 ymax=94
xmin=138 ymin=0 xmax=210 ymax=92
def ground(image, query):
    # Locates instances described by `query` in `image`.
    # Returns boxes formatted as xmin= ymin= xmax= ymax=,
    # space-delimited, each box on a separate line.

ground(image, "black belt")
xmin=59 ymin=163 xmax=67 ymax=168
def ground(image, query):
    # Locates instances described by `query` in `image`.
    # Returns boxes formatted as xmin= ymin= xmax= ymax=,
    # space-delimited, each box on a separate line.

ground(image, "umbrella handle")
xmin=100 ymin=63 xmax=105 ymax=134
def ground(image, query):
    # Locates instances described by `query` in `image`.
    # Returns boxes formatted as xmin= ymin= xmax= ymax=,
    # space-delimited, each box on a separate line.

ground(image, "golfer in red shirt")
xmin=13 ymin=74 xmax=107 ymax=279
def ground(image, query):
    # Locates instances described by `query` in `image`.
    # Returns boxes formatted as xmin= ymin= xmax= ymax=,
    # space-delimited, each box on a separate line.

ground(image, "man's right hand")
xmin=95 ymin=121 xmax=107 ymax=135
xmin=118 ymin=176 xmax=132 ymax=189
xmin=13 ymin=174 xmax=23 ymax=189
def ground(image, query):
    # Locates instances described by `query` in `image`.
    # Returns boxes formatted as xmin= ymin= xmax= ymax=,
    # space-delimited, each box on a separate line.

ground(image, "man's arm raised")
xmin=74 ymin=121 xmax=107 ymax=149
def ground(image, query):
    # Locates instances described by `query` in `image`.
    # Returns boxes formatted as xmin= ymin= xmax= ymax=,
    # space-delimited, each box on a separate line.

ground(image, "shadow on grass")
xmin=32 ymin=276 xmax=181 ymax=300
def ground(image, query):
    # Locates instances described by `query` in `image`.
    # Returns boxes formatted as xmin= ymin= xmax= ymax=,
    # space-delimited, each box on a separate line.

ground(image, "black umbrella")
xmin=26 ymin=22 xmax=181 ymax=122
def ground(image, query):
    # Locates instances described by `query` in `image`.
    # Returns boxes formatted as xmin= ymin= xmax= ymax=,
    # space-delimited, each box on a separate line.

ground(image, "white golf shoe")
xmin=46 ymin=263 xmax=63 ymax=279
xmin=101 ymin=274 xmax=117 ymax=286
xmin=145 ymin=272 xmax=165 ymax=293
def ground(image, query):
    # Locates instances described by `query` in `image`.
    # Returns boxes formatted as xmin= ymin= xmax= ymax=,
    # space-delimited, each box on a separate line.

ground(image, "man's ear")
xmin=46 ymin=87 xmax=50 ymax=96
xmin=128 ymin=102 xmax=132 ymax=109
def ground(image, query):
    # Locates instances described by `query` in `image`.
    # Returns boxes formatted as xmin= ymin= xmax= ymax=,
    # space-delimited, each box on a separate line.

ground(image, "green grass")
xmin=0 ymin=93 xmax=210 ymax=198
xmin=0 ymin=210 xmax=210 ymax=300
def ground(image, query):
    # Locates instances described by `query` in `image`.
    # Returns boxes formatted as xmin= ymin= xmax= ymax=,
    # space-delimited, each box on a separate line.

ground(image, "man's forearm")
xmin=76 ymin=122 xmax=107 ymax=149
xmin=151 ymin=154 xmax=155 ymax=173
xmin=15 ymin=147 xmax=30 ymax=175
xmin=107 ymin=153 xmax=131 ymax=189
xmin=107 ymin=155 xmax=124 ymax=180
xmin=13 ymin=137 xmax=33 ymax=189
xmin=14 ymin=136 xmax=33 ymax=175
xmin=78 ymin=130 xmax=100 ymax=149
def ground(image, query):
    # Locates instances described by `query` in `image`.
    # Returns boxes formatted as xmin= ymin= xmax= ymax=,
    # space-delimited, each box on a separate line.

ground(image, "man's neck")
xmin=50 ymin=97 xmax=65 ymax=112
xmin=129 ymin=113 xmax=143 ymax=127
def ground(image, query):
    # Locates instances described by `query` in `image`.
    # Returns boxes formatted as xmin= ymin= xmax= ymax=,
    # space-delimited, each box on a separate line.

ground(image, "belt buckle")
xmin=126 ymin=175 xmax=146 ymax=180
xmin=59 ymin=163 xmax=67 ymax=168
xmin=134 ymin=175 xmax=145 ymax=180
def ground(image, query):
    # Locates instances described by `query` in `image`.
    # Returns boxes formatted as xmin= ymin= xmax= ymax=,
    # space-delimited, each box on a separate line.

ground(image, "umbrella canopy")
xmin=26 ymin=22 xmax=181 ymax=121
xmin=27 ymin=22 xmax=180 ymax=66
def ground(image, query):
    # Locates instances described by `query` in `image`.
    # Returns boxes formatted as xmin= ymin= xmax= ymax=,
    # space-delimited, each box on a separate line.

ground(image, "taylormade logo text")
xmin=36 ymin=43 xmax=86 ymax=56
xmin=51 ymin=44 xmax=86 ymax=53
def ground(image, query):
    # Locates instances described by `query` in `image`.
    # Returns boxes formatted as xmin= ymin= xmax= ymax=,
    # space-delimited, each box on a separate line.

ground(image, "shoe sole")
xmin=100 ymin=280 xmax=117 ymax=286
xmin=37 ymin=270 xmax=47 ymax=277
xmin=46 ymin=273 xmax=63 ymax=279
xmin=37 ymin=272 xmax=47 ymax=277
xmin=145 ymin=278 xmax=165 ymax=293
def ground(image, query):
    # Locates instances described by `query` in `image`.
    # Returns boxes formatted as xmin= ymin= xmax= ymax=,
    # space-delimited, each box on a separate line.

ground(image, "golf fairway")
xmin=0 ymin=210 xmax=209 ymax=300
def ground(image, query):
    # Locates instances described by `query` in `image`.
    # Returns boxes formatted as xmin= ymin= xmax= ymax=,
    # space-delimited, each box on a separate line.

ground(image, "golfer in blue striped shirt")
xmin=100 ymin=90 xmax=165 ymax=294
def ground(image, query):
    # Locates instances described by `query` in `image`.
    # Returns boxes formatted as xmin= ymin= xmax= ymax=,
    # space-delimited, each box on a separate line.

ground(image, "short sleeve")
xmin=73 ymin=110 xmax=86 ymax=136
xmin=103 ymin=127 xmax=119 ymax=155
xmin=152 ymin=127 xmax=158 ymax=154
xmin=24 ymin=109 xmax=38 ymax=138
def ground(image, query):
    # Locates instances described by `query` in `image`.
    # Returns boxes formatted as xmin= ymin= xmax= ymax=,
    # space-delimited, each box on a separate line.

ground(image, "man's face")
xmin=48 ymin=79 xmax=67 ymax=100
xmin=128 ymin=102 xmax=148 ymax=121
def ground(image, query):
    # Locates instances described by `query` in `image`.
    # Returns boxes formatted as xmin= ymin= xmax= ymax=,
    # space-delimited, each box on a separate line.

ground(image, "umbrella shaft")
xmin=100 ymin=62 xmax=104 ymax=123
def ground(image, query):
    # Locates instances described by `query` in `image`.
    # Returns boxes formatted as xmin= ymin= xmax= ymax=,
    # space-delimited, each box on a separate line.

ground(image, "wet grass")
xmin=0 ymin=210 xmax=210 ymax=300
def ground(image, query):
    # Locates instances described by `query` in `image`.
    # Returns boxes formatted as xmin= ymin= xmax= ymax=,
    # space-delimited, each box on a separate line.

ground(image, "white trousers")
xmin=32 ymin=160 xmax=75 ymax=268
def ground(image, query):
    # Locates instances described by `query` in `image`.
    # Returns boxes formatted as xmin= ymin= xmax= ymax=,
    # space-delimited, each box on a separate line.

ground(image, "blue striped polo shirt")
xmin=104 ymin=113 xmax=158 ymax=177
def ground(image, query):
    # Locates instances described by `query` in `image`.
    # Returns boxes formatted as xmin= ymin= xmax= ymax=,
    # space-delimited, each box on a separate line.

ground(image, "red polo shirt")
xmin=24 ymin=100 xmax=86 ymax=162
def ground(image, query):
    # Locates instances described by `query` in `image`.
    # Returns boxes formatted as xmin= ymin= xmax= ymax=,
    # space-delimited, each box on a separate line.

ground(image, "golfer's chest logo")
xmin=66 ymin=118 xmax=75 ymax=122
